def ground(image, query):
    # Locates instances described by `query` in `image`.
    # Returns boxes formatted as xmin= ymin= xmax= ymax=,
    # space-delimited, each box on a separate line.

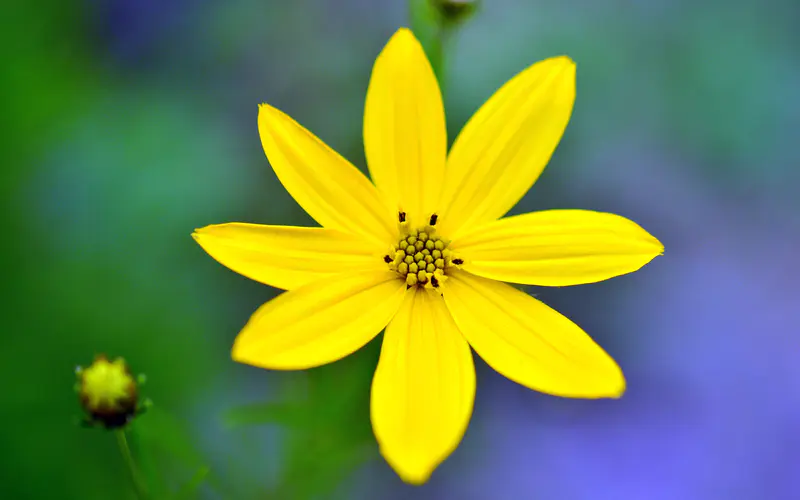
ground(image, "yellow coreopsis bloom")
xmin=194 ymin=28 xmax=662 ymax=484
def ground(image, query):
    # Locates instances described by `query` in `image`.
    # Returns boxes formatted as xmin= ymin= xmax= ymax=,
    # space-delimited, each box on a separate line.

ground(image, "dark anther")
xmin=383 ymin=255 xmax=392 ymax=263
xmin=452 ymin=258 xmax=464 ymax=265
xmin=430 ymin=276 xmax=439 ymax=288
xmin=429 ymin=214 xmax=438 ymax=226
xmin=398 ymin=211 xmax=406 ymax=223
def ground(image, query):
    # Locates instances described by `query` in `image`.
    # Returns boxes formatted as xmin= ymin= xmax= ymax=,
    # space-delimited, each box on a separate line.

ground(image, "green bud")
xmin=432 ymin=0 xmax=479 ymax=26
xmin=76 ymin=355 xmax=149 ymax=429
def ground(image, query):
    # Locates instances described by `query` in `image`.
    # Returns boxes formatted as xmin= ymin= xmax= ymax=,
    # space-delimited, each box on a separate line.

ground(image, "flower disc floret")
xmin=385 ymin=217 xmax=460 ymax=288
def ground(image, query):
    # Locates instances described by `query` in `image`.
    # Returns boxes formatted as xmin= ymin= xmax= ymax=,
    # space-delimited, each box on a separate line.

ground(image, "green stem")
xmin=116 ymin=429 xmax=148 ymax=499
xmin=432 ymin=24 xmax=451 ymax=99
xmin=408 ymin=0 xmax=450 ymax=98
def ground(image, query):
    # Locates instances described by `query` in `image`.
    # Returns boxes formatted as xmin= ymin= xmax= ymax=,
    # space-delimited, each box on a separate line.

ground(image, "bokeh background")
xmin=4 ymin=0 xmax=800 ymax=498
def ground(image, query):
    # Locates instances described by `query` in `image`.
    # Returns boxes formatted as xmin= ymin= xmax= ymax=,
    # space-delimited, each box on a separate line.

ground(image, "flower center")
xmin=383 ymin=213 xmax=463 ymax=289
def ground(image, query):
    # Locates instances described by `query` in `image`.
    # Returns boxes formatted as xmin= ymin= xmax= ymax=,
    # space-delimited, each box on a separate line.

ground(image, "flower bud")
xmin=431 ymin=0 xmax=479 ymax=25
xmin=76 ymin=355 xmax=143 ymax=429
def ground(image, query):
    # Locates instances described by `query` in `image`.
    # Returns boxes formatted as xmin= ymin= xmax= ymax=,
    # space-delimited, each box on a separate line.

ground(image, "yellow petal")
xmin=443 ymin=269 xmax=624 ymax=398
xmin=371 ymin=289 xmax=475 ymax=485
xmin=451 ymin=210 xmax=663 ymax=286
xmin=193 ymin=223 xmax=387 ymax=291
xmin=233 ymin=270 xmax=405 ymax=370
xmin=437 ymin=56 xmax=576 ymax=239
xmin=258 ymin=104 xmax=395 ymax=246
xmin=364 ymin=28 xmax=447 ymax=226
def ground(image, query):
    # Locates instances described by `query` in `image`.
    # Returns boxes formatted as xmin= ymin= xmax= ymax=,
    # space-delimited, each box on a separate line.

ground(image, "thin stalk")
xmin=432 ymin=24 xmax=452 ymax=99
xmin=409 ymin=0 xmax=451 ymax=97
xmin=116 ymin=429 xmax=148 ymax=499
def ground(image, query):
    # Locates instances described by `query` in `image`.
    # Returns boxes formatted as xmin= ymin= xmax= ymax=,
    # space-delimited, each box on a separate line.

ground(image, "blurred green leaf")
xmin=174 ymin=466 xmax=211 ymax=500
xmin=134 ymin=407 xmax=205 ymax=469
xmin=128 ymin=421 xmax=167 ymax=499
xmin=228 ymin=337 xmax=382 ymax=499
xmin=274 ymin=339 xmax=381 ymax=498
xmin=130 ymin=407 xmax=224 ymax=498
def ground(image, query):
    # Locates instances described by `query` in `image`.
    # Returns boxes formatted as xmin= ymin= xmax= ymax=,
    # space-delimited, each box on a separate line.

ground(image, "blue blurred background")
xmin=4 ymin=0 xmax=800 ymax=498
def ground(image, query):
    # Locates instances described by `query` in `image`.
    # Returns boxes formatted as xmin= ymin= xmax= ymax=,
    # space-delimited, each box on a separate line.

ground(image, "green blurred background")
xmin=3 ymin=0 xmax=799 ymax=498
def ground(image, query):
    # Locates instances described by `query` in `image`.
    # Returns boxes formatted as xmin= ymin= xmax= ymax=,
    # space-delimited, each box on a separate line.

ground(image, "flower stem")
xmin=432 ymin=24 xmax=452 ymax=98
xmin=116 ymin=429 xmax=148 ymax=499
xmin=409 ymin=0 xmax=451 ymax=97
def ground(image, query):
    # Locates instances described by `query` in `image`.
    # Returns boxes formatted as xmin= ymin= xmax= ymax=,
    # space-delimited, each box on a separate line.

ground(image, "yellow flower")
xmin=193 ymin=28 xmax=663 ymax=484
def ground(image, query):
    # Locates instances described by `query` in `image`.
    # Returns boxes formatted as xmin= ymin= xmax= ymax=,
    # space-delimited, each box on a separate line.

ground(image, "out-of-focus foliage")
xmin=224 ymin=340 xmax=380 ymax=499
